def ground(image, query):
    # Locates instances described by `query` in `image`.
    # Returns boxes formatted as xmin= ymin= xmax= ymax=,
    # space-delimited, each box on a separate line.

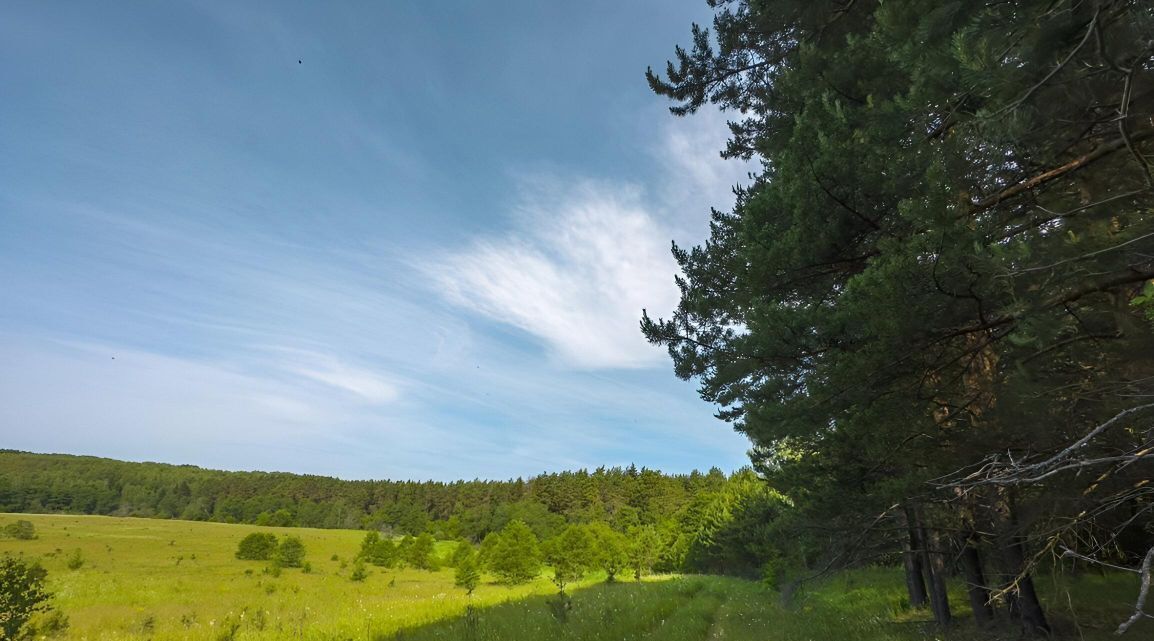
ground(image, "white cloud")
xmin=427 ymin=108 xmax=749 ymax=371
xmin=268 ymin=347 xmax=401 ymax=405
xmin=654 ymin=107 xmax=753 ymax=240
xmin=429 ymin=179 xmax=679 ymax=369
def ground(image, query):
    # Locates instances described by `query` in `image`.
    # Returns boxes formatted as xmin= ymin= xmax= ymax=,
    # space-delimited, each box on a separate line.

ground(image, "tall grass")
xmin=392 ymin=564 xmax=1150 ymax=641
xmin=1 ymin=513 xmax=1147 ymax=640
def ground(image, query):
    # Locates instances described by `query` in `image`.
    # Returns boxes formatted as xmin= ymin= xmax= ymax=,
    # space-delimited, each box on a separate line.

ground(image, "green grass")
xmin=0 ymin=514 xmax=563 ymax=640
xmin=1 ymin=513 xmax=1148 ymax=640
xmin=394 ymin=566 xmax=1150 ymax=641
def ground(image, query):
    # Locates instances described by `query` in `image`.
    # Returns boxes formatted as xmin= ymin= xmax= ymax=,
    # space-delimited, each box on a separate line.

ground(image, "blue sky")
xmin=0 ymin=1 xmax=752 ymax=481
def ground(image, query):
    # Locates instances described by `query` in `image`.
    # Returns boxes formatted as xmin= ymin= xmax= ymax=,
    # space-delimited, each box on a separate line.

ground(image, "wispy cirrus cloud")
xmin=428 ymin=178 xmax=678 ymax=369
xmin=427 ymin=109 xmax=749 ymax=370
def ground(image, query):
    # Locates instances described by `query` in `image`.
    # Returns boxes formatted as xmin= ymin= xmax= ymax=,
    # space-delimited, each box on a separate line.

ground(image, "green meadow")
xmin=396 ymin=567 xmax=1149 ymax=641
xmin=2 ymin=513 xmax=1147 ymax=641
xmin=0 ymin=514 xmax=560 ymax=640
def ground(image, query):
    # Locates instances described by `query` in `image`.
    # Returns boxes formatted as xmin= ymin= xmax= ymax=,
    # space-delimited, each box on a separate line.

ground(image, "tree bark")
xmin=1001 ymin=537 xmax=1051 ymax=636
xmin=902 ymin=506 xmax=929 ymax=608
xmin=913 ymin=507 xmax=952 ymax=626
xmin=958 ymin=532 xmax=995 ymax=627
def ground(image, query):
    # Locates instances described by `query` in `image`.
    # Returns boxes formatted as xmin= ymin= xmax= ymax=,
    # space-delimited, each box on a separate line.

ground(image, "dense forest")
xmin=0 ymin=450 xmax=789 ymax=578
xmin=641 ymin=0 xmax=1154 ymax=636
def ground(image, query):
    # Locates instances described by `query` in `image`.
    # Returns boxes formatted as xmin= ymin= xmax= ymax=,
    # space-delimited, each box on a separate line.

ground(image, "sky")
xmin=0 ymin=1 xmax=753 ymax=481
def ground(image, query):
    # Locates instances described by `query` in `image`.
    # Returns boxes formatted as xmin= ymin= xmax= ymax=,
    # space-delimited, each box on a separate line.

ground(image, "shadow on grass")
xmin=378 ymin=576 xmax=732 ymax=641
xmin=380 ymin=568 xmax=1152 ymax=641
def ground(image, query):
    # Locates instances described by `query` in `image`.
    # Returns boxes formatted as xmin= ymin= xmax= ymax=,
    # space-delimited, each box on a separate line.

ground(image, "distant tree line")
xmin=0 ymin=450 xmax=783 ymax=578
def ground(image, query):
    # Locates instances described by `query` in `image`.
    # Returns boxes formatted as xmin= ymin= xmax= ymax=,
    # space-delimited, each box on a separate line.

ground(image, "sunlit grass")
xmin=393 ymin=562 xmax=1149 ymax=641
xmin=0 ymin=514 xmax=560 ymax=640
xmin=1 ymin=513 xmax=1147 ymax=640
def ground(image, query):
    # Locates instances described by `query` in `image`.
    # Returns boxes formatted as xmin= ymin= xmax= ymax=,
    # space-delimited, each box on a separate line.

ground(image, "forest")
xmin=637 ymin=0 xmax=1154 ymax=635
xmin=0 ymin=450 xmax=786 ymax=579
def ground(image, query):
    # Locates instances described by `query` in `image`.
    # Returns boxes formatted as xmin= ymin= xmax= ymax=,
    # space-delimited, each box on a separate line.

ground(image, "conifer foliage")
xmin=645 ymin=0 xmax=1154 ymax=632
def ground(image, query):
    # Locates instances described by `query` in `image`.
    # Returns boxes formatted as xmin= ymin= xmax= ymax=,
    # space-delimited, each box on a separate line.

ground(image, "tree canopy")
xmin=0 ymin=555 xmax=53 ymax=640
xmin=646 ymin=0 xmax=1153 ymax=632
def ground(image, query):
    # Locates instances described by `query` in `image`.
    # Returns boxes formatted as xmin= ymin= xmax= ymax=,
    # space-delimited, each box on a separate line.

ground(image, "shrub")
xmin=65 ymin=549 xmax=85 ymax=570
xmin=350 ymin=559 xmax=368 ymax=582
xmin=235 ymin=533 xmax=278 ymax=561
xmin=0 ymin=555 xmax=53 ymax=640
xmin=3 ymin=520 xmax=37 ymax=540
xmin=31 ymin=609 xmax=70 ymax=638
xmin=359 ymin=531 xmax=397 ymax=567
xmin=274 ymin=536 xmax=306 ymax=568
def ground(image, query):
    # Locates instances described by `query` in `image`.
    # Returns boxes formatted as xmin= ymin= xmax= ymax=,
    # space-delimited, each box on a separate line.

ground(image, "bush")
xmin=3 ymin=520 xmax=37 ymax=540
xmin=65 ymin=549 xmax=85 ymax=570
xmin=350 ymin=559 xmax=368 ymax=582
xmin=0 ymin=555 xmax=53 ymax=640
xmin=235 ymin=533 xmax=278 ymax=561
xmin=274 ymin=536 xmax=306 ymax=568
xmin=359 ymin=531 xmax=397 ymax=567
xmin=30 ymin=609 xmax=70 ymax=638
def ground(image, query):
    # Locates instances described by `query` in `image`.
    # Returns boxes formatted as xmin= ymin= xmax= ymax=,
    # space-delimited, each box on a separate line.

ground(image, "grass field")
xmin=0 ymin=513 xmax=565 ymax=640
xmin=394 ymin=566 xmax=1150 ymax=641
xmin=1 ymin=513 xmax=1148 ymax=640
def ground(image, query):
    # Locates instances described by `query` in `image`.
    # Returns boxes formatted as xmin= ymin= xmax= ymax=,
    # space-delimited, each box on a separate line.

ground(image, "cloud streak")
xmin=429 ymin=178 xmax=677 ymax=369
xmin=427 ymin=110 xmax=748 ymax=371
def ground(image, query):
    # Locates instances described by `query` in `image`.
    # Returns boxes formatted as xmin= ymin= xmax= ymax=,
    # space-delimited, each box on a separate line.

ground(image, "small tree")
xmin=449 ymin=540 xmax=475 ymax=568
xmin=544 ymin=525 xmax=594 ymax=595
xmin=359 ymin=531 xmax=381 ymax=559
xmin=627 ymin=525 xmax=662 ymax=581
xmin=235 ymin=533 xmax=278 ymax=561
xmin=488 ymin=520 xmax=540 ymax=585
xmin=0 ymin=555 xmax=53 ymax=640
xmin=396 ymin=536 xmax=414 ymax=565
xmin=587 ymin=522 xmax=628 ymax=582
xmin=349 ymin=559 xmax=368 ymax=582
xmin=3 ymin=520 xmax=36 ymax=540
xmin=274 ymin=536 xmax=306 ymax=568
xmin=359 ymin=531 xmax=398 ymax=567
xmin=454 ymin=549 xmax=481 ymax=596
xmin=477 ymin=532 xmax=501 ymax=569
xmin=406 ymin=533 xmax=436 ymax=570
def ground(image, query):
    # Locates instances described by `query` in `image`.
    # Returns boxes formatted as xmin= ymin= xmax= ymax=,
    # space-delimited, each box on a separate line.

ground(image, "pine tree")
xmin=543 ymin=525 xmax=595 ymax=595
xmin=454 ymin=549 xmax=481 ymax=596
xmin=645 ymin=0 xmax=1154 ymax=631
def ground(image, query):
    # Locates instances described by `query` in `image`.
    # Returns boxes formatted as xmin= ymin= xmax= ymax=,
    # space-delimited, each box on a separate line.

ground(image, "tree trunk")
xmin=902 ymin=507 xmax=929 ymax=608
xmin=913 ymin=508 xmax=951 ymax=626
xmin=958 ymin=532 xmax=995 ymax=627
xmin=1002 ymin=538 xmax=1051 ymax=636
